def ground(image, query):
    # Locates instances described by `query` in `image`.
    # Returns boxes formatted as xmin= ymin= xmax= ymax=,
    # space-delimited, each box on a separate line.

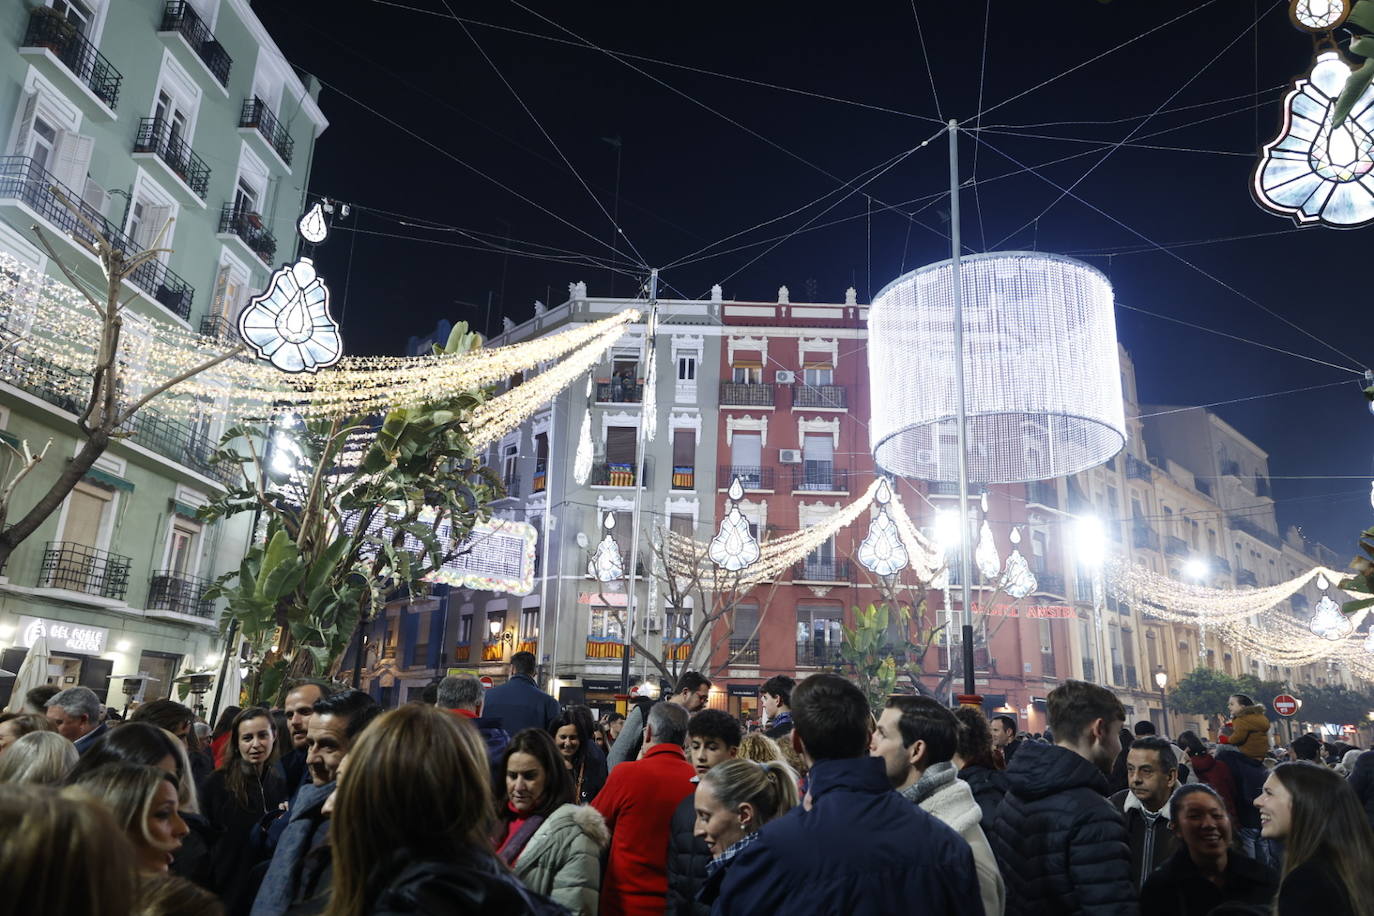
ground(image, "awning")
xmin=84 ymin=467 xmax=134 ymax=492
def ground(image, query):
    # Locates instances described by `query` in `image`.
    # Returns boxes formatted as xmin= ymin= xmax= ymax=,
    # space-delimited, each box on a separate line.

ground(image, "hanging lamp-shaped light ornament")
xmin=642 ymin=346 xmax=658 ymax=443
xmin=1253 ymin=51 xmax=1374 ymax=229
xmin=298 ymin=202 xmax=329 ymax=244
xmin=858 ymin=478 xmax=909 ymax=577
xmin=708 ymin=477 xmax=761 ymax=571
xmin=573 ymin=409 xmax=593 ymax=485
xmin=1310 ymin=594 xmax=1355 ymax=639
xmin=999 ymin=527 xmax=1038 ymax=599
xmin=975 ymin=519 xmax=1002 ymax=581
xmin=238 ymin=258 xmax=342 ymax=373
xmin=1289 ymin=0 xmax=1350 ymax=32
xmin=588 ymin=512 xmax=625 ymax=583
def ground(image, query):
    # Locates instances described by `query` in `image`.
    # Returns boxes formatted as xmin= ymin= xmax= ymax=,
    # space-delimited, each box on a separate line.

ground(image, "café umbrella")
xmin=4 ymin=634 xmax=52 ymax=714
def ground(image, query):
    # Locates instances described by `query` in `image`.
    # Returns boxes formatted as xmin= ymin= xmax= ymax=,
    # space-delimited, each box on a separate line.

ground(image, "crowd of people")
xmin=4 ymin=651 xmax=1374 ymax=915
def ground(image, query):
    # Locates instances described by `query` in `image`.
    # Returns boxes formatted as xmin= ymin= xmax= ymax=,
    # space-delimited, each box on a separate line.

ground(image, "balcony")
xmin=720 ymin=382 xmax=774 ymax=407
xmin=671 ymin=466 xmax=695 ymax=490
xmin=936 ymin=645 xmax=992 ymax=672
xmin=1081 ymin=658 xmax=1095 ymax=680
xmin=239 ymin=97 xmax=295 ymax=167
xmin=1196 ymin=477 xmax=1213 ymax=497
xmin=133 ymin=117 xmax=211 ymax=202
xmin=793 ymin=384 xmax=847 ymax=409
xmin=791 ymin=465 xmax=849 ymax=493
xmin=159 ymin=1 xmax=232 ymax=88
xmin=0 ymin=348 xmax=84 ymax=414
xmin=797 ymin=640 xmax=842 ymax=668
xmin=1221 ymin=460 xmax=1241 ymax=477
xmin=453 ymin=642 xmax=470 ymax=662
xmin=1132 ymin=524 xmax=1160 ymax=552
xmin=727 ymin=637 xmax=759 ymax=665
xmin=1125 ymin=453 xmax=1153 ymax=482
xmin=1228 ymin=514 xmax=1281 ymax=549
xmin=1034 ymin=572 xmax=1067 ymax=597
xmin=1026 ymin=480 xmax=1058 ymax=508
xmin=590 ymin=461 xmax=639 ymax=487
xmin=793 ymin=558 xmax=853 ymax=584
xmin=497 ymin=475 xmax=521 ymax=500
xmin=1212 ymin=555 xmax=1231 ymax=574
xmin=585 ymin=637 xmax=629 ymax=660
xmin=1236 ymin=568 xmax=1258 ymax=588
xmin=217 ymin=205 xmax=277 ymax=265
xmin=0 ymin=156 xmax=194 ymax=319
xmin=595 ymin=378 xmax=643 ymax=403
xmin=19 ymin=8 xmax=122 ymax=116
xmin=124 ymin=407 xmax=239 ymax=487
xmin=38 ymin=541 xmax=131 ymax=600
xmin=927 ymin=480 xmax=961 ymax=496
xmin=199 ymin=314 xmax=235 ymax=341
xmin=719 ymin=465 xmax=773 ymax=491
xmin=147 ymin=571 xmax=215 ymax=618
xmin=1125 ymin=665 xmax=1139 ymax=688
xmin=1164 ymin=534 xmax=1189 ymax=557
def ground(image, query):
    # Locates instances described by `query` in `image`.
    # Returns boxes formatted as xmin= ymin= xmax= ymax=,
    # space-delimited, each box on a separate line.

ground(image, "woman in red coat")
xmin=1179 ymin=730 xmax=1237 ymax=819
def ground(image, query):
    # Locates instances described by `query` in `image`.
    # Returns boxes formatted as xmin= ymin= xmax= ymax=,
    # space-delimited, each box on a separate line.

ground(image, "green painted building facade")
xmin=0 ymin=0 xmax=326 ymax=712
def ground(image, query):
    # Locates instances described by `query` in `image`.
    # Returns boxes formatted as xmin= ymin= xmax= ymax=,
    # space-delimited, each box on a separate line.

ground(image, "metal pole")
xmin=536 ymin=397 xmax=559 ymax=692
xmin=948 ymin=120 xmax=976 ymax=698
xmin=620 ymin=269 xmax=657 ymax=693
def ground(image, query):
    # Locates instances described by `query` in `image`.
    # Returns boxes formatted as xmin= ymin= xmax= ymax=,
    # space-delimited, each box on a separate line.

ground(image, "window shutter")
xmin=802 ymin=434 xmax=833 ymax=462
xmin=731 ymin=433 xmax=761 ymax=468
xmin=209 ymin=264 xmax=231 ymax=319
xmin=82 ymin=177 xmax=109 ymax=217
xmin=672 ymin=429 xmax=694 ymax=466
xmin=605 ymin=426 xmax=636 ymax=465
xmin=50 ymin=131 xmax=94 ymax=193
xmin=136 ymin=204 xmax=172 ymax=251
xmin=12 ymin=93 xmax=36 ymax=157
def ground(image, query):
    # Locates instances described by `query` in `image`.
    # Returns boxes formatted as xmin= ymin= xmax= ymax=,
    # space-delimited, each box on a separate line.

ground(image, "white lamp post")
xmin=1155 ymin=669 xmax=1170 ymax=737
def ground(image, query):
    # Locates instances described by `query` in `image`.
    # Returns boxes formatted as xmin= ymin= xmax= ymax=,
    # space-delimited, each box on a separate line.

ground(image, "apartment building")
xmin=0 ymin=0 xmax=326 ymax=709
xmin=366 ymin=283 xmax=1363 ymax=725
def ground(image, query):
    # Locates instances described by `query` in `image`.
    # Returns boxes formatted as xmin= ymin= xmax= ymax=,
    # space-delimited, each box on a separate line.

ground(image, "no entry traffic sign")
xmin=1272 ymin=694 xmax=1298 ymax=717
xmin=479 ymin=676 xmax=494 ymax=689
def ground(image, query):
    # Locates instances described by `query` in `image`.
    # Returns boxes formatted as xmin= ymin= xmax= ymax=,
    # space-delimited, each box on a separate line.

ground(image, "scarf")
xmin=496 ymin=803 xmax=546 ymax=866
xmin=901 ymin=761 xmax=959 ymax=806
xmin=705 ymin=829 xmax=762 ymax=878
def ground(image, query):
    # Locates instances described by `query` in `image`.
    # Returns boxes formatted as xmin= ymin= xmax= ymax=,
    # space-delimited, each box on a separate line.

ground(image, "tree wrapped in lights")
xmin=200 ymin=323 xmax=499 ymax=703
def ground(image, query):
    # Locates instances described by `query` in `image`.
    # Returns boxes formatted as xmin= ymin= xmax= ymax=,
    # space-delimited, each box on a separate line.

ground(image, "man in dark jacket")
xmin=713 ymin=673 xmax=982 ymax=916
xmin=666 ymin=710 xmax=741 ymax=916
xmin=608 ymin=672 xmax=711 ymax=769
xmin=480 ymin=651 xmax=559 ymax=737
xmin=988 ymin=679 xmax=1137 ymax=916
xmin=761 ymin=675 xmax=795 ymax=740
xmin=1108 ymin=736 xmax=1180 ymax=890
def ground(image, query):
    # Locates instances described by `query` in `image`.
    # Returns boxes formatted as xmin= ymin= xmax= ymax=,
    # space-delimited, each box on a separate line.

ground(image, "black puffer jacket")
xmin=369 ymin=855 xmax=568 ymax=916
xmin=665 ymin=790 xmax=711 ymax=916
xmin=988 ymin=740 xmax=1138 ymax=916
xmin=959 ymin=764 xmax=1009 ymax=827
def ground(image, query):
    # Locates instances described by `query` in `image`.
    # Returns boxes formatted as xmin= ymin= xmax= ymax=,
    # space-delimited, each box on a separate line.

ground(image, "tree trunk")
xmin=0 ymin=430 xmax=109 ymax=572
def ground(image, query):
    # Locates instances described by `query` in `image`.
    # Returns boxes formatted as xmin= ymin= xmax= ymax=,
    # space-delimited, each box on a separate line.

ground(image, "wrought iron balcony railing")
xmin=793 ymin=384 xmax=847 ymax=409
xmin=796 ymin=640 xmax=842 ymax=668
xmin=1165 ymin=534 xmax=1189 ymax=557
xmin=239 ymin=97 xmax=294 ymax=165
xmin=793 ymin=558 xmax=853 ymax=584
xmin=1132 ymin=524 xmax=1160 ymax=552
xmin=727 ymin=637 xmax=759 ymax=665
xmin=1236 ymin=568 xmax=1258 ymax=587
xmin=121 ymin=407 xmax=239 ymax=487
xmin=218 ymin=205 xmax=276 ymax=263
xmin=22 ymin=8 xmax=122 ymax=109
xmin=498 ymin=475 xmax=521 ymax=499
xmin=590 ymin=461 xmax=639 ymax=487
xmin=595 ymin=378 xmax=643 ymax=403
xmin=1034 ymin=572 xmax=1067 ymax=597
xmin=0 ymin=348 xmax=85 ymax=414
xmin=199 ymin=314 xmax=235 ymax=341
xmin=1126 ymin=453 xmax=1153 ymax=481
xmin=133 ymin=117 xmax=211 ymax=199
xmin=0 ymin=156 xmax=194 ymax=318
xmin=147 ymin=570 xmax=215 ymax=618
xmin=720 ymin=382 xmax=774 ymax=407
xmin=39 ymin=541 xmax=132 ymax=599
xmin=1212 ymin=555 xmax=1231 ymax=574
xmin=719 ymin=465 xmax=773 ymax=490
xmin=1228 ymin=514 xmax=1281 ymax=549
xmin=792 ymin=465 xmax=849 ymax=492
xmin=160 ymin=1 xmax=232 ymax=86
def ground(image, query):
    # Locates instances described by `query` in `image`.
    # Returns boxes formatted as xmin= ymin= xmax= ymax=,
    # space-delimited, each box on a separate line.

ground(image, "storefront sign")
xmin=18 ymin=616 xmax=108 ymax=656
xmin=727 ymin=683 xmax=760 ymax=698
xmin=976 ymin=604 xmax=1076 ymax=619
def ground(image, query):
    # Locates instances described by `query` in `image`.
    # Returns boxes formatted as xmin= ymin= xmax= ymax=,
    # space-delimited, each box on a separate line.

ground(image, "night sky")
xmin=252 ymin=0 xmax=1374 ymax=554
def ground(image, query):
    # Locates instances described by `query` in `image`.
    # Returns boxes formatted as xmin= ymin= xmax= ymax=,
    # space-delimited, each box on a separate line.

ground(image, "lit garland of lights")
xmin=0 ymin=254 xmax=640 ymax=422
xmin=1105 ymin=559 xmax=1334 ymax=622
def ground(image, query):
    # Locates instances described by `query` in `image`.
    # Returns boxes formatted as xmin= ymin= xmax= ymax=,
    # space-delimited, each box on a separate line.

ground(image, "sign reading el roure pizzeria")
xmin=18 ymin=615 xmax=109 ymax=656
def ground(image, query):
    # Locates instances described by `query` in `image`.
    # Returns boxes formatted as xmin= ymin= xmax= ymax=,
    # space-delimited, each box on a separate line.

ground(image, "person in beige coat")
xmin=871 ymin=696 xmax=1006 ymax=916
xmin=494 ymin=729 xmax=610 ymax=915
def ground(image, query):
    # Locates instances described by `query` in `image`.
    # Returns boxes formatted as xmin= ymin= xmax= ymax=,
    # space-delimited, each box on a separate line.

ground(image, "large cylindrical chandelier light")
xmin=868 ymin=252 xmax=1125 ymax=483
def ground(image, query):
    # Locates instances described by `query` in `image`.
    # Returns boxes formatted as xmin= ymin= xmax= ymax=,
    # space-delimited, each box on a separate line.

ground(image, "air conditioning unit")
xmin=779 ymin=449 xmax=803 ymax=464
xmin=645 ymin=615 xmax=661 ymax=632
xmin=775 ymin=370 xmax=795 ymax=384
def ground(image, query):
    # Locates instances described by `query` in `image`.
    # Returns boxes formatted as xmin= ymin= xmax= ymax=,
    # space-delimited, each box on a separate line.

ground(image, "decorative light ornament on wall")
xmin=1289 ymin=0 xmax=1350 ymax=32
xmin=298 ymin=202 xmax=329 ymax=244
xmin=858 ymin=477 xmax=909 ymax=577
xmin=1311 ymin=594 xmax=1355 ymax=639
xmin=975 ymin=519 xmax=1002 ymax=581
xmin=999 ymin=527 xmax=1038 ymax=599
xmin=708 ymin=476 xmax=761 ymax=572
xmin=588 ymin=512 xmax=625 ymax=583
xmin=1253 ymin=51 xmax=1374 ymax=229
xmin=238 ymin=258 xmax=343 ymax=373
xmin=573 ymin=374 xmax=593 ymax=485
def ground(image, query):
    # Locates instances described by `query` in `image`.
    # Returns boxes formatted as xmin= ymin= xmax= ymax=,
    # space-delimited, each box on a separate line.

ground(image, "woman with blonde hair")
xmin=0 ymin=782 xmax=136 ymax=915
xmin=324 ymin=705 xmax=556 ymax=916
xmin=0 ymin=729 xmax=77 ymax=784
xmin=736 ymin=733 xmax=782 ymax=763
xmin=0 ymin=711 xmax=55 ymax=753
xmin=69 ymin=761 xmax=189 ymax=875
xmin=132 ymin=873 xmax=225 ymax=916
xmin=693 ymin=758 xmax=798 ymax=908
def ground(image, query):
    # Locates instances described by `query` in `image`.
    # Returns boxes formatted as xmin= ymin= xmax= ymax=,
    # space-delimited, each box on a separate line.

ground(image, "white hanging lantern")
xmin=238 ymin=258 xmax=342 ymax=374
xmin=1253 ymin=51 xmax=1374 ymax=229
xmin=1000 ymin=527 xmax=1038 ymax=599
xmin=573 ymin=409 xmax=593 ymax=486
xmin=298 ymin=202 xmax=329 ymax=244
xmin=858 ymin=478 xmax=909 ymax=577
xmin=1289 ymin=0 xmax=1350 ymax=32
xmin=1310 ymin=594 xmax=1354 ymax=639
xmin=708 ymin=477 xmax=761 ymax=571
xmin=868 ymin=253 xmax=1124 ymax=482
xmin=975 ymin=520 xmax=1002 ymax=580
xmin=588 ymin=512 xmax=624 ymax=582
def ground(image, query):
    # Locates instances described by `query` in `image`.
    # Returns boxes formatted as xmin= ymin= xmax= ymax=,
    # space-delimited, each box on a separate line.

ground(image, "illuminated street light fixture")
xmin=1183 ymin=558 xmax=1210 ymax=580
xmin=1074 ymin=515 xmax=1107 ymax=569
xmin=1154 ymin=670 xmax=1169 ymax=690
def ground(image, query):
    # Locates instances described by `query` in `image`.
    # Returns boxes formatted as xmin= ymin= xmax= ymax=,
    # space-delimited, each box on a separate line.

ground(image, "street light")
xmin=1073 ymin=515 xmax=1106 ymax=569
xmin=1155 ymin=669 xmax=1170 ymax=737
xmin=1183 ymin=558 xmax=1209 ymax=580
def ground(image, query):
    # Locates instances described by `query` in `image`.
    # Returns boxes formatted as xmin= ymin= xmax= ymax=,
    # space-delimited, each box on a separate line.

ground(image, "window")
xmin=208 ymin=258 xmax=249 ymax=322
xmin=589 ymin=606 xmax=623 ymax=640
xmin=412 ymin=609 xmax=432 ymax=661
xmin=125 ymin=173 xmax=176 ymax=257
xmin=30 ymin=118 xmax=58 ymax=173
xmin=533 ymin=432 xmax=548 ymax=492
xmin=605 ymin=426 xmax=637 ymax=471
xmin=485 ymin=613 xmax=506 ymax=643
xmin=731 ymin=432 xmax=762 ymax=475
xmin=802 ymin=353 xmax=833 ymax=386
xmin=233 ymin=177 xmax=258 ymax=216
xmin=502 ymin=442 xmax=518 ymax=488
xmin=136 ymin=650 xmax=181 ymax=703
xmin=801 ymin=434 xmax=833 ymax=489
xmin=1038 ymin=619 xmax=1054 ymax=655
xmin=52 ymin=0 xmax=95 ymax=34
xmin=164 ymin=519 xmax=199 ymax=576
xmin=457 ymin=614 xmax=472 ymax=645
xmin=732 ymin=364 xmax=762 ymax=384
xmin=521 ymin=607 xmax=539 ymax=641
xmin=797 ymin=603 xmax=842 ymax=664
xmin=154 ymin=90 xmax=189 ymax=144
xmin=665 ymin=606 xmax=691 ymax=641
xmin=676 ymin=352 xmax=696 ymax=382
xmin=61 ymin=481 xmax=113 ymax=550
xmin=671 ymin=430 xmax=694 ymax=488
xmin=611 ymin=356 xmax=637 ymax=384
